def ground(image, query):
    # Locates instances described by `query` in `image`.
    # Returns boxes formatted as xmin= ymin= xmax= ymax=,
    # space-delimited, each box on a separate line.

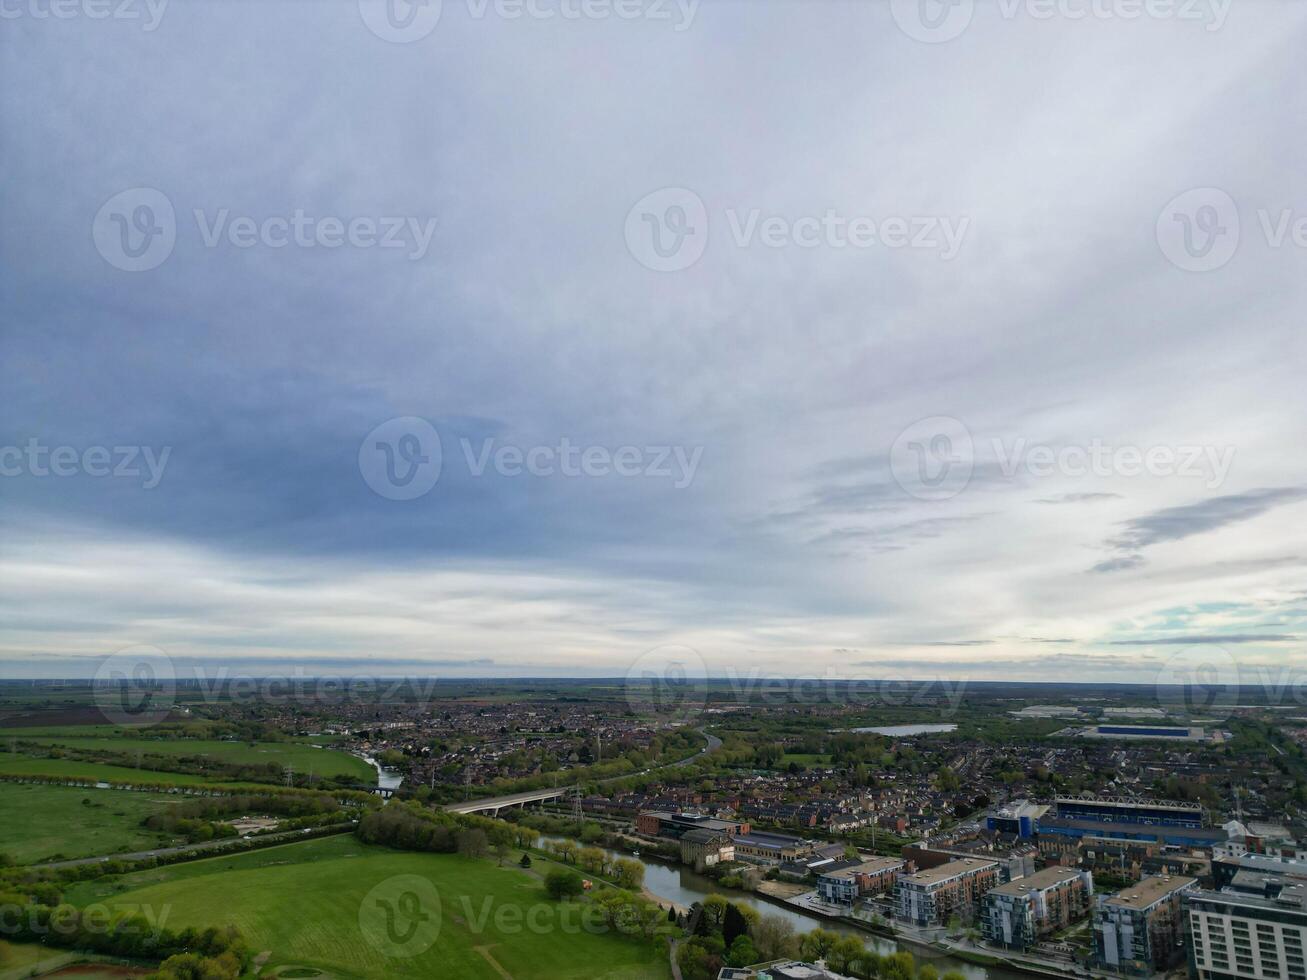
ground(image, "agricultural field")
xmin=0 ymin=784 xmax=178 ymax=864
xmin=6 ymin=736 xmax=372 ymax=782
xmin=67 ymin=836 xmax=672 ymax=980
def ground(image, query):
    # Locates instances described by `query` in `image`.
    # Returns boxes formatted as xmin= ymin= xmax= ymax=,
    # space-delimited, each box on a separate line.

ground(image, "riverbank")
xmin=535 ymin=833 xmax=1027 ymax=980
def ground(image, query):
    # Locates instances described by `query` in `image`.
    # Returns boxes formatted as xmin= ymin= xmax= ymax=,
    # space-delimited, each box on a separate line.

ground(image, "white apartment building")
xmin=1186 ymin=880 xmax=1307 ymax=980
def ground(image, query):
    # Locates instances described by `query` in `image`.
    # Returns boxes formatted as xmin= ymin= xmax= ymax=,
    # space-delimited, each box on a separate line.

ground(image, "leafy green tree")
xmin=827 ymin=936 xmax=869 ymax=975
xmin=613 ymin=858 xmax=645 ymax=890
xmin=799 ymin=928 xmax=839 ymax=962
xmin=880 ymin=951 xmax=916 ymax=980
xmin=726 ymin=934 xmax=759 ymax=967
xmin=544 ymin=868 xmax=584 ymax=900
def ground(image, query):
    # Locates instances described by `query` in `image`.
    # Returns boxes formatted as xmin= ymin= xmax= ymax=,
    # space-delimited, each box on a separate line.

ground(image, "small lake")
xmin=847 ymin=724 xmax=958 ymax=736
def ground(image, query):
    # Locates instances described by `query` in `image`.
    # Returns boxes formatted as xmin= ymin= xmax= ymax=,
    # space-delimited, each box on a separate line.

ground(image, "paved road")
xmin=32 ymin=824 xmax=354 ymax=870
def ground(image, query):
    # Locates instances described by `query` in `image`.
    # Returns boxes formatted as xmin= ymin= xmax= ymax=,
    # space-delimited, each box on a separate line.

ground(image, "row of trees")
xmin=0 ymin=894 xmax=249 ymax=975
xmin=541 ymin=840 xmax=644 ymax=890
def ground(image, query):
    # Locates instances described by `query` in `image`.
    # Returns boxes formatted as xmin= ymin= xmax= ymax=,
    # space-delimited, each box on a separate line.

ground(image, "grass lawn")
xmin=11 ymin=737 xmax=372 ymax=782
xmin=67 ymin=836 xmax=671 ymax=980
xmin=0 ymin=784 xmax=180 ymax=864
xmin=0 ymin=944 xmax=82 ymax=980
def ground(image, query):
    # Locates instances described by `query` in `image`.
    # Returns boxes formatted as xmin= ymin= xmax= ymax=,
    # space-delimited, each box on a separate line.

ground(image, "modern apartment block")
xmin=979 ymin=865 xmax=1093 ymax=950
xmin=816 ymin=856 xmax=905 ymax=905
xmin=895 ymin=857 xmax=999 ymax=927
xmin=1186 ymin=879 xmax=1307 ymax=980
xmin=1091 ymin=874 xmax=1196 ymax=975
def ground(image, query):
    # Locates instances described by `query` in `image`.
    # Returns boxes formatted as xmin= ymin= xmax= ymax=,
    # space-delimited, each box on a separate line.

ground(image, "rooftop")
xmin=990 ymin=866 xmax=1085 ymax=897
xmin=902 ymin=857 xmax=998 ymax=886
xmin=1104 ymin=875 xmax=1197 ymax=911
xmin=682 ymin=828 xmax=731 ymax=845
xmin=1188 ymin=884 xmax=1307 ymax=916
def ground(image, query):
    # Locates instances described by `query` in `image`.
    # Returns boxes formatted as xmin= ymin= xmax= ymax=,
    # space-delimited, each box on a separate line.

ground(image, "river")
xmin=537 ymin=837 xmax=1026 ymax=979
xmin=357 ymin=752 xmax=404 ymax=790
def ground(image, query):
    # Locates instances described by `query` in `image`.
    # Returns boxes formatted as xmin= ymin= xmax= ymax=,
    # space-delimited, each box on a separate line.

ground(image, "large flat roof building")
xmin=1092 ymin=875 xmax=1196 ymax=976
xmin=896 ymin=857 xmax=1000 ymax=928
xmin=980 ymin=866 xmax=1094 ymax=950
xmin=1186 ymin=880 xmax=1307 ymax=980
xmin=1054 ymin=795 xmax=1206 ymax=829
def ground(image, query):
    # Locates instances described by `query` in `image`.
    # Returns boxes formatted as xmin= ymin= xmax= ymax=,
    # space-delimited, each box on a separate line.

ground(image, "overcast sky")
xmin=2 ymin=0 xmax=1306 ymax=686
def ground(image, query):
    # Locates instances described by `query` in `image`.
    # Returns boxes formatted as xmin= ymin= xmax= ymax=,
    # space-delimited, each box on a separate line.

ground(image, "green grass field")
xmin=0 ymin=943 xmax=79 ymax=980
xmin=0 ymin=756 xmax=221 ymax=785
xmin=10 ymin=737 xmax=372 ymax=782
xmin=67 ymin=837 xmax=671 ymax=980
xmin=0 ymin=784 xmax=180 ymax=864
